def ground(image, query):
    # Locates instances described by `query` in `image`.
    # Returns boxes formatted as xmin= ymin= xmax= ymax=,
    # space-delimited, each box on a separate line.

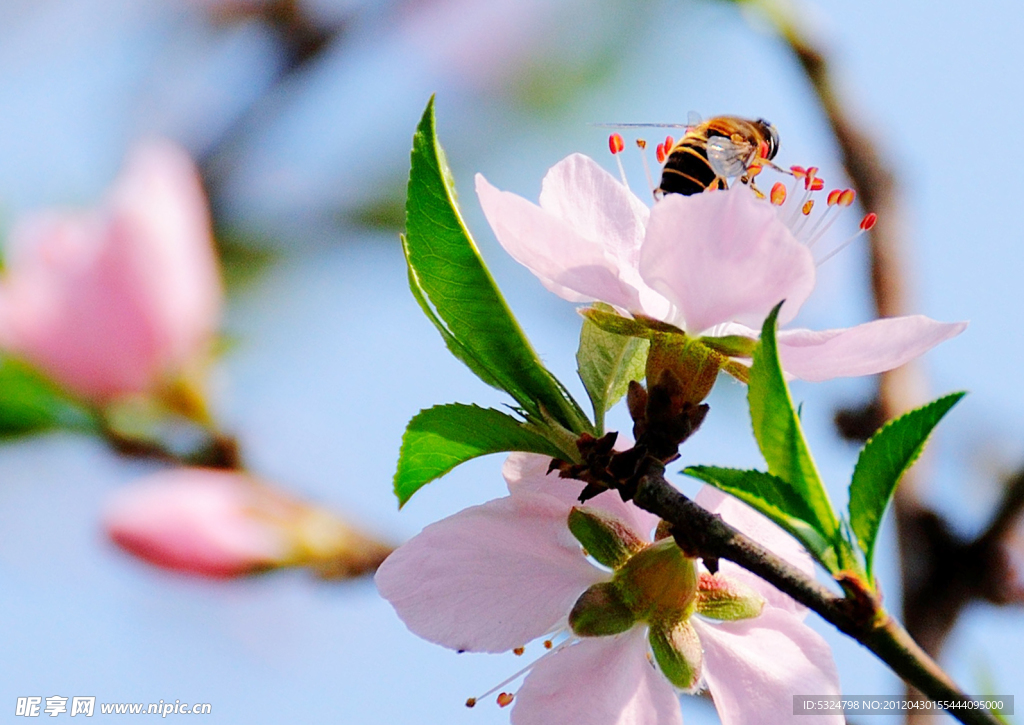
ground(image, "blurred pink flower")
xmin=0 ymin=140 xmax=222 ymax=401
xmin=105 ymin=468 xmax=392 ymax=579
xmin=376 ymin=452 xmax=842 ymax=725
xmin=476 ymin=154 xmax=965 ymax=382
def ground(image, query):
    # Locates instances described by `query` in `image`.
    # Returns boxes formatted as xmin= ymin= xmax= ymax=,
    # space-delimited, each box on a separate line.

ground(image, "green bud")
xmin=695 ymin=572 xmax=765 ymax=621
xmin=568 ymin=507 xmax=646 ymax=570
xmin=649 ymin=619 xmax=703 ymax=691
xmin=568 ymin=582 xmax=637 ymax=637
xmin=615 ymin=538 xmax=698 ymax=622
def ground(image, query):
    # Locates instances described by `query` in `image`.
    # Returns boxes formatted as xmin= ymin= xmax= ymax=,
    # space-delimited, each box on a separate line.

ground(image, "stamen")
xmin=802 ymin=200 xmax=814 ymax=215
xmin=513 ymin=647 xmax=525 ymax=656
xmin=839 ymin=188 xmax=856 ymax=207
xmin=770 ymin=182 xmax=786 ymax=205
xmin=465 ymin=638 xmax=577 ymax=708
xmin=805 ymin=176 xmax=824 ymax=192
xmin=816 ymin=213 xmax=877 ymax=266
xmin=543 ymin=640 xmax=554 ymax=649
xmin=827 ymin=189 xmax=842 ymax=206
xmin=636 ymin=138 xmax=656 ymax=196
xmin=608 ymin=134 xmax=629 ymax=190
xmin=790 ymin=165 xmax=807 ymax=179
xmin=497 ymin=693 xmax=514 ymax=708
xmin=656 ymin=142 xmax=667 ymax=164
xmin=757 ymin=140 xmax=770 ymax=160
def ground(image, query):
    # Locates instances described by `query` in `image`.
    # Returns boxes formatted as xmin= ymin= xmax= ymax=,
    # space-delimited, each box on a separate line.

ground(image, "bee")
xmin=658 ymin=115 xmax=779 ymax=196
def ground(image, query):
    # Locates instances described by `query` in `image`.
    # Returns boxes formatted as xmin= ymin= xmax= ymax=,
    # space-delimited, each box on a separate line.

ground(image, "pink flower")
xmin=475 ymin=154 xmax=965 ymax=382
xmin=0 ymin=140 xmax=222 ymax=401
xmin=105 ymin=468 xmax=392 ymax=579
xmin=375 ymin=452 xmax=842 ymax=724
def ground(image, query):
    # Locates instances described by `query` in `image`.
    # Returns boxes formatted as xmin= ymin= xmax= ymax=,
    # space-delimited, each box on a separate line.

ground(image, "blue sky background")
xmin=0 ymin=0 xmax=1020 ymax=722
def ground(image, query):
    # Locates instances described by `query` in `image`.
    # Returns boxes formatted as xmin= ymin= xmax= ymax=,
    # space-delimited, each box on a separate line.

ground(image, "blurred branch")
xmin=734 ymin=0 xmax=1024 ymax=717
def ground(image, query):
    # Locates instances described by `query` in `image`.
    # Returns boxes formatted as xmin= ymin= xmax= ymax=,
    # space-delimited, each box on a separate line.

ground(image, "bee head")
xmin=755 ymin=118 xmax=780 ymax=160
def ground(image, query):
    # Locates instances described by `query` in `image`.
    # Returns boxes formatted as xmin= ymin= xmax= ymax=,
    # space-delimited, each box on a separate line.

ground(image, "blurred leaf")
xmin=395 ymin=403 xmax=568 ymax=507
xmin=683 ymin=465 xmax=834 ymax=567
xmin=0 ymin=359 xmax=97 ymax=438
xmin=848 ymin=391 xmax=965 ymax=579
xmin=215 ymin=230 xmax=278 ymax=292
xmin=344 ymin=189 xmax=406 ymax=231
xmin=748 ymin=304 xmax=838 ymax=542
xmin=403 ymin=97 xmax=590 ymax=434
xmin=577 ymin=304 xmax=648 ymax=433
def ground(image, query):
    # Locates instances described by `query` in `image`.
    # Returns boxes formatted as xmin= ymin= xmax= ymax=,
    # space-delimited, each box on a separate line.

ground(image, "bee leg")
xmin=746 ymin=177 xmax=767 ymax=199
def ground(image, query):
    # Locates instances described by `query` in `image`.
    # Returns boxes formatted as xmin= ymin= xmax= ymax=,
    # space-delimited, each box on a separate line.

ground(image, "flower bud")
xmin=567 ymin=506 xmax=646 ymax=569
xmin=0 ymin=140 xmax=222 ymax=404
xmin=104 ymin=468 xmax=392 ymax=579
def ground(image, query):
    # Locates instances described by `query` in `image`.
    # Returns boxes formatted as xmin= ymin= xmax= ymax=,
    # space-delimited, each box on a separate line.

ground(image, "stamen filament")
xmin=465 ymin=637 xmax=577 ymax=708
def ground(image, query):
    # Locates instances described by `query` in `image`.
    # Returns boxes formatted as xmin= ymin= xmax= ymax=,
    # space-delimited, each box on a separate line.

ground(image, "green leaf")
xmin=576 ymin=305 xmax=649 ymax=433
xmin=394 ymin=403 xmax=569 ymax=506
xmin=0 ymin=359 xmax=97 ymax=438
xmin=683 ymin=465 xmax=835 ymax=567
xmin=748 ymin=303 xmax=838 ymax=540
xmin=403 ymin=97 xmax=589 ymax=434
xmin=848 ymin=391 xmax=965 ymax=578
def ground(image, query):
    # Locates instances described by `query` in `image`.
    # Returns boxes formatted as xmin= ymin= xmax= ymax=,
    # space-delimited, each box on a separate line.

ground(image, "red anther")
xmin=757 ymin=140 xmax=770 ymax=160
xmin=806 ymin=166 xmax=819 ymax=179
xmin=806 ymin=177 xmax=824 ymax=192
xmin=513 ymin=647 xmax=525 ymax=656
xmin=465 ymin=699 xmax=477 ymax=709
xmin=860 ymin=212 xmax=877 ymax=230
xmin=664 ymin=135 xmax=674 ymax=151
xmin=746 ymin=163 xmax=762 ymax=178
xmin=838 ymin=189 xmax=856 ymax=207
xmin=636 ymin=138 xmax=647 ymax=150
xmin=790 ymin=165 xmax=807 ymax=178
xmin=802 ymin=200 xmax=814 ymax=215
xmin=609 ymin=133 xmax=625 ymax=155
xmin=543 ymin=640 xmax=553 ymax=649
xmin=770 ymin=182 xmax=787 ymax=205
xmin=656 ymin=143 xmax=667 ymax=164
xmin=497 ymin=693 xmax=514 ymax=708
xmin=827 ymin=189 xmax=842 ymax=206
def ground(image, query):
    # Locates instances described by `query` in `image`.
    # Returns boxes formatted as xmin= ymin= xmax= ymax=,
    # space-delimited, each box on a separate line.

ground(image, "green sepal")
xmin=848 ymin=391 xmax=966 ymax=578
xmin=568 ymin=506 xmax=647 ymax=570
xmin=698 ymin=334 xmax=757 ymax=358
xmin=695 ymin=572 xmax=765 ymax=621
xmin=568 ymin=582 xmax=637 ymax=637
xmin=393 ymin=403 xmax=569 ymax=507
xmin=402 ymin=97 xmax=590 ymax=434
xmin=579 ymin=306 xmax=685 ymax=338
xmin=646 ymin=334 xmax=727 ymax=406
xmin=649 ymin=619 xmax=703 ymax=691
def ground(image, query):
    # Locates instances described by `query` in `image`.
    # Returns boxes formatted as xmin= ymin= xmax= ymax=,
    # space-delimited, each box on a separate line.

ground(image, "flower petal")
xmin=511 ymin=628 xmax=682 ymax=725
xmin=776 ymin=316 xmax=968 ymax=382
xmin=639 ymin=185 xmax=816 ymax=333
xmin=695 ymin=486 xmax=813 ymax=616
xmin=694 ymin=610 xmax=843 ymax=725
xmin=505 ymin=452 xmax=660 ymax=541
xmin=476 ymin=156 xmax=659 ymax=313
xmin=375 ymin=491 xmax=605 ymax=653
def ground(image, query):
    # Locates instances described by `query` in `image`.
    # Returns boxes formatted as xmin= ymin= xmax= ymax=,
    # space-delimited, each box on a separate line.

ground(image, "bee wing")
xmin=590 ymin=122 xmax=690 ymax=128
xmin=707 ymin=136 xmax=755 ymax=178
xmin=686 ymin=110 xmax=703 ymax=127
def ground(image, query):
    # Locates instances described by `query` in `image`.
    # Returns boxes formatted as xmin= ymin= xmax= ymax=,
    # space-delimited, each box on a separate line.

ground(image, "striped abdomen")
xmin=657 ymin=129 xmax=725 ymax=196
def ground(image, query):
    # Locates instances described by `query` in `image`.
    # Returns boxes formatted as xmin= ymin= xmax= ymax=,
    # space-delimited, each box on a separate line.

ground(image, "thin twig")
xmin=632 ymin=466 xmax=1001 ymax=725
